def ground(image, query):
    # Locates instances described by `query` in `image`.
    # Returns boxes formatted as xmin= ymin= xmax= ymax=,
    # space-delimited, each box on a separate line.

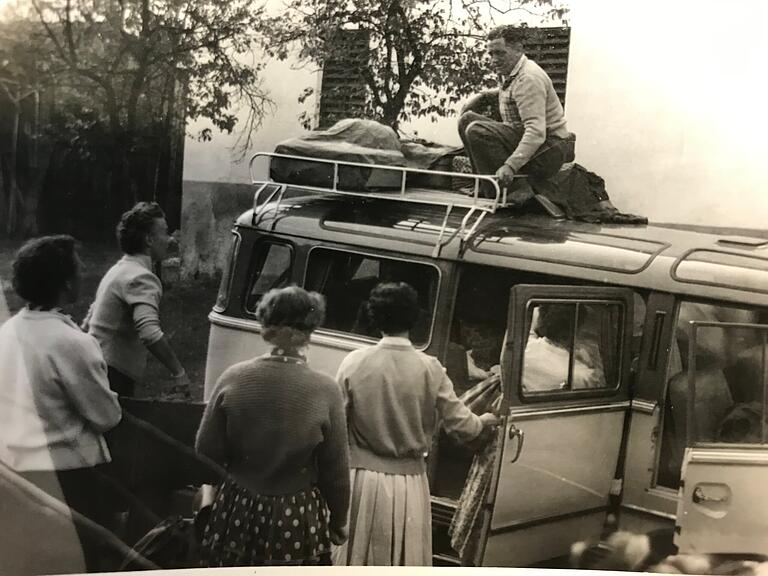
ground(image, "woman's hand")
xmin=330 ymin=524 xmax=348 ymax=546
xmin=479 ymin=412 xmax=501 ymax=429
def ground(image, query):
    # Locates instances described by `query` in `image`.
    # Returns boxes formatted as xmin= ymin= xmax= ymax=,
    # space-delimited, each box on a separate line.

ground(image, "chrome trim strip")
xmin=212 ymin=230 xmax=242 ymax=314
xmin=620 ymin=502 xmax=677 ymax=521
xmin=433 ymin=553 xmax=461 ymax=566
xmin=489 ymin=505 xmax=609 ymax=534
xmin=310 ymin=331 xmax=371 ymax=351
xmin=431 ymin=496 xmax=458 ymax=510
xmin=631 ymin=399 xmax=658 ymax=414
xmin=209 ymin=311 xmax=262 ymax=333
xmin=509 ymin=400 xmax=630 ymax=420
xmin=208 ymin=311 xmax=374 ymax=352
xmin=644 ymin=486 xmax=680 ymax=502
xmin=688 ymin=320 xmax=768 ymax=330
xmin=687 ymin=448 xmax=768 ymax=466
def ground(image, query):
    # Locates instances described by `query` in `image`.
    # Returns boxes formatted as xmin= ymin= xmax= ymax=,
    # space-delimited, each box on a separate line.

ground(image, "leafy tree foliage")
xmin=263 ymin=0 xmax=568 ymax=130
xmin=0 ymin=0 xmax=271 ymax=236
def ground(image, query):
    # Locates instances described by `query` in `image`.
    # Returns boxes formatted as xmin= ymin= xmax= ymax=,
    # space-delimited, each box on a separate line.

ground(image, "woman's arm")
xmin=195 ymin=382 xmax=229 ymax=466
xmin=316 ymin=381 xmax=350 ymax=543
xmin=60 ymin=335 xmax=122 ymax=433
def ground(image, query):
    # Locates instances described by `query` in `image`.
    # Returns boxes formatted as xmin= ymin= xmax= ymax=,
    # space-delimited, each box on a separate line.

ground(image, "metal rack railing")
xmin=248 ymin=152 xmax=519 ymax=256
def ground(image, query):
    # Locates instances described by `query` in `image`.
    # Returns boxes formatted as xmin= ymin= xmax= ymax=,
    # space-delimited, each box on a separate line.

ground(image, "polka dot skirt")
xmin=200 ymin=478 xmax=332 ymax=567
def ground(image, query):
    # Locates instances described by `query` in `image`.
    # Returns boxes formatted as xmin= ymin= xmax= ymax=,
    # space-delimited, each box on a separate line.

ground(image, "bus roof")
xmin=236 ymin=188 xmax=768 ymax=307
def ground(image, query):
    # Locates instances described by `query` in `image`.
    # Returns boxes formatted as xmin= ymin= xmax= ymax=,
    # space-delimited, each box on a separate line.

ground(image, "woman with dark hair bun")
xmin=334 ymin=282 xmax=500 ymax=566
xmin=196 ymin=286 xmax=350 ymax=567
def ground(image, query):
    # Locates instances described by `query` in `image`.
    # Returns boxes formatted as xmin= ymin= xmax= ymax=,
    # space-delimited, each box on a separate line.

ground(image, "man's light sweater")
xmin=336 ymin=337 xmax=483 ymax=475
xmin=498 ymin=54 xmax=570 ymax=172
xmin=196 ymin=354 xmax=350 ymax=531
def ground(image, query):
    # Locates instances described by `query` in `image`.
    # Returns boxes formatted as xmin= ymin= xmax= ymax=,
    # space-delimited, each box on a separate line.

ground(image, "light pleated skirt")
xmin=332 ymin=468 xmax=432 ymax=566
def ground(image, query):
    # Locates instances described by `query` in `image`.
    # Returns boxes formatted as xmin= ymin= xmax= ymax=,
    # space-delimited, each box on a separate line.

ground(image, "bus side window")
xmin=656 ymin=302 xmax=766 ymax=489
xmin=448 ymin=266 xmax=511 ymax=397
xmin=521 ymin=301 xmax=623 ymax=394
xmin=245 ymin=242 xmax=294 ymax=313
xmin=304 ymin=248 xmax=439 ymax=346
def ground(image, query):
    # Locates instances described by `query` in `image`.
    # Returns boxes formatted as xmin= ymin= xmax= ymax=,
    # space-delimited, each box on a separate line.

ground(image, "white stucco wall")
xmin=183 ymin=57 xmax=318 ymax=184
xmin=565 ymin=0 xmax=768 ymax=227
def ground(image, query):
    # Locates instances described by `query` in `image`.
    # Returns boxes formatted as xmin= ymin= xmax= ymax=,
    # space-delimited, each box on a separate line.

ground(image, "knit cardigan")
xmin=196 ymin=355 xmax=350 ymax=531
xmin=336 ymin=337 xmax=483 ymax=475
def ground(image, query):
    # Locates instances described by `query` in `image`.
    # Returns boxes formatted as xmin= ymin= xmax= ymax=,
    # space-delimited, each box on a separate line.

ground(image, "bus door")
xmin=675 ymin=319 xmax=768 ymax=555
xmin=478 ymin=285 xmax=635 ymax=566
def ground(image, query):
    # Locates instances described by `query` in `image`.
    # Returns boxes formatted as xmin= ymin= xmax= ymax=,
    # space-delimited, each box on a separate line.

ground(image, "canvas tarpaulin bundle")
xmin=271 ymin=118 xmax=464 ymax=191
xmin=270 ymin=118 xmax=647 ymax=225
xmin=270 ymin=119 xmax=406 ymax=190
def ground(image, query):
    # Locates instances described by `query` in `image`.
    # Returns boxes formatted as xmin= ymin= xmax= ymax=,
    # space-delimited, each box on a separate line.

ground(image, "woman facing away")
xmin=333 ymin=281 xmax=501 ymax=566
xmin=0 ymin=235 xmax=122 ymax=571
xmin=195 ymin=286 xmax=350 ymax=566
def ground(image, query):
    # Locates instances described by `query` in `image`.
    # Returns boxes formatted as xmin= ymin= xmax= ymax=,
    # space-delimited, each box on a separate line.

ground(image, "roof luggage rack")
xmin=248 ymin=151 xmax=518 ymax=257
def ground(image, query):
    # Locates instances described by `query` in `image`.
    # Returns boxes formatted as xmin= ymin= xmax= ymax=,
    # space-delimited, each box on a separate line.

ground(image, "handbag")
xmin=120 ymin=515 xmax=200 ymax=569
xmin=120 ymin=484 xmax=219 ymax=569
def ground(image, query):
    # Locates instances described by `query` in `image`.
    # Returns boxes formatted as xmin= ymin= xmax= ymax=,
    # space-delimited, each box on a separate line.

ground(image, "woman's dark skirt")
xmin=200 ymin=478 xmax=332 ymax=567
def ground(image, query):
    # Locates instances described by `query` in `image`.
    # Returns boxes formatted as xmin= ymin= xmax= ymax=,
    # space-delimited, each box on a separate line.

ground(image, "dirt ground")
xmin=0 ymin=239 xmax=216 ymax=401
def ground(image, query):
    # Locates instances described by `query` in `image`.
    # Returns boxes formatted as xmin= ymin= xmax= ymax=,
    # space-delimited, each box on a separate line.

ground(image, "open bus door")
xmin=476 ymin=285 xmax=635 ymax=566
xmin=675 ymin=320 xmax=768 ymax=555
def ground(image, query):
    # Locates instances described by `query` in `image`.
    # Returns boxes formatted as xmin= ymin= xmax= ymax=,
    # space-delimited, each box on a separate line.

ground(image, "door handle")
xmin=508 ymin=424 xmax=525 ymax=463
xmin=692 ymin=485 xmax=729 ymax=505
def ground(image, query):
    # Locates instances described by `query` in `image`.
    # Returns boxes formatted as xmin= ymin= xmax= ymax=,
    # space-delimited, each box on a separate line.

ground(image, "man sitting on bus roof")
xmin=458 ymin=25 xmax=576 ymax=201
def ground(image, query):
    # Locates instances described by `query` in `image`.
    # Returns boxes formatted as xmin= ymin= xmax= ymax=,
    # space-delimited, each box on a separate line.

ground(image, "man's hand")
xmin=495 ymin=164 xmax=517 ymax=191
xmin=496 ymin=164 xmax=535 ymax=205
xmin=330 ymin=524 xmax=348 ymax=546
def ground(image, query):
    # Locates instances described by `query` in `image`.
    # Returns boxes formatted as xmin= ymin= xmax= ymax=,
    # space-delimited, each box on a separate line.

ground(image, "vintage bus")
xmin=200 ymin=153 xmax=768 ymax=566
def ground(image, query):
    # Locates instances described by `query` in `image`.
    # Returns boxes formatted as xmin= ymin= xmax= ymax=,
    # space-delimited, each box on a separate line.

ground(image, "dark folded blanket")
xmin=530 ymin=163 xmax=648 ymax=224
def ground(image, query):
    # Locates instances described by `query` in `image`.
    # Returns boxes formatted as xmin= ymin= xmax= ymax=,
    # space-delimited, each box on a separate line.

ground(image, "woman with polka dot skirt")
xmin=196 ymin=287 xmax=350 ymax=566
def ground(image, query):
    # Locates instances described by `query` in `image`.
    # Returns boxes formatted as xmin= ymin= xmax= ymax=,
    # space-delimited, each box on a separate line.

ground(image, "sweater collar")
xmin=500 ymin=54 xmax=527 ymax=88
xmin=378 ymin=336 xmax=413 ymax=348
xmin=19 ymin=306 xmax=79 ymax=329
xmin=121 ymin=253 xmax=153 ymax=271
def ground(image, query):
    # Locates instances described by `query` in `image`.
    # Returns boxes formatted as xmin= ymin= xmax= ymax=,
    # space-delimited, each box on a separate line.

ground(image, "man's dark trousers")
xmin=458 ymin=111 xmax=575 ymax=197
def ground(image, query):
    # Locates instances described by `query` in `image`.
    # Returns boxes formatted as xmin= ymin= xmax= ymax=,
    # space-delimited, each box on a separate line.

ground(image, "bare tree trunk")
xmin=164 ymin=73 xmax=186 ymax=232
xmin=18 ymin=91 xmax=43 ymax=237
xmin=6 ymin=88 xmax=23 ymax=237
xmin=0 ymin=155 xmax=8 ymax=234
xmin=19 ymin=141 xmax=52 ymax=237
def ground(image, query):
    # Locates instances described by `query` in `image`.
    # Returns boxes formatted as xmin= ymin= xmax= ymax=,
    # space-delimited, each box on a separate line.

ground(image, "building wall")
xmin=183 ymin=59 xmax=319 ymax=186
xmin=180 ymin=58 xmax=318 ymax=278
xmin=179 ymin=181 xmax=253 ymax=279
